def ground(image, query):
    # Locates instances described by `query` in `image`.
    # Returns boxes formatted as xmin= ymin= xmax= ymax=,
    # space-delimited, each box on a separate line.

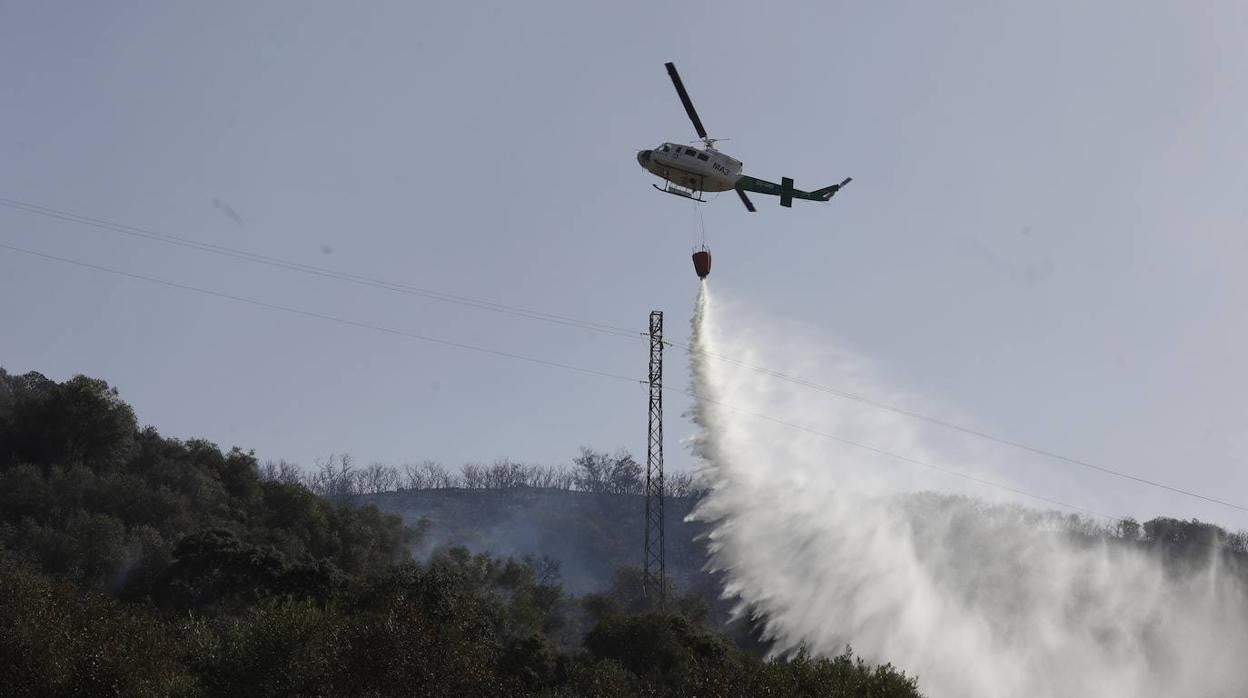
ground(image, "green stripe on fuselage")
xmin=735 ymin=175 xmax=783 ymax=196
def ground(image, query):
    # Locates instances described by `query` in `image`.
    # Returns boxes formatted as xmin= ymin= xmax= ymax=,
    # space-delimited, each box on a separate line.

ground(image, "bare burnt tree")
xmin=401 ymin=462 xmax=426 ymax=490
xmin=381 ymin=464 xmax=400 ymax=492
xmin=306 ymin=450 xmax=652 ymax=494
xmin=525 ymin=464 xmax=572 ymax=489
xmin=605 ymin=450 xmax=643 ymax=495
xmin=524 ymin=553 xmax=563 ymax=587
xmin=484 ymin=459 xmax=527 ymax=488
xmin=461 ymin=463 xmax=486 ymax=489
xmin=572 ymin=448 xmax=611 ymax=493
xmin=664 ymin=471 xmax=695 ymax=498
xmin=481 ymin=461 xmax=506 ymax=489
xmin=258 ymin=459 xmax=304 ymax=485
xmin=257 ymin=460 xmax=279 ymax=482
xmin=358 ymin=462 xmax=400 ymax=494
xmin=573 ymin=448 xmax=643 ymax=495
xmin=552 ymin=465 xmax=576 ymax=490
xmin=308 ymin=453 xmax=357 ymax=502
xmin=421 ymin=461 xmax=455 ymax=489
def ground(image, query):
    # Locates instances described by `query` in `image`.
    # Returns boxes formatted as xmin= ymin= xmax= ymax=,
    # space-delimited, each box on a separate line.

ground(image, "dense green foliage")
xmin=0 ymin=370 xmax=414 ymax=602
xmin=0 ymin=547 xmax=921 ymax=697
xmin=0 ymin=368 xmax=924 ymax=696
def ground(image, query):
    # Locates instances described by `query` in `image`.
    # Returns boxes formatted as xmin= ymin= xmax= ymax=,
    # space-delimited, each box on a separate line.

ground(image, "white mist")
xmin=687 ymin=282 xmax=1248 ymax=698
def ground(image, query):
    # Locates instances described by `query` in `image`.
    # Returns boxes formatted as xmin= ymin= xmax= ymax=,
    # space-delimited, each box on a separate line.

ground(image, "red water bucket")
xmin=692 ymin=248 xmax=712 ymax=278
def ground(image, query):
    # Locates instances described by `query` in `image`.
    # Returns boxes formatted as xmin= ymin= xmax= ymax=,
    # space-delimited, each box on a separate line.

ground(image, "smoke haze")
xmin=687 ymin=282 xmax=1248 ymax=698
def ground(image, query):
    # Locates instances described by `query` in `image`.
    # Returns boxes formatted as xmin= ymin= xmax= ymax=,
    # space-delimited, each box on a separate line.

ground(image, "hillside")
xmin=13 ymin=366 xmax=1244 ymax=696
xmin=357 ymin=487 xmax=707 ymax=594
xmin=0 ymin=367 xmax=925 ymax=696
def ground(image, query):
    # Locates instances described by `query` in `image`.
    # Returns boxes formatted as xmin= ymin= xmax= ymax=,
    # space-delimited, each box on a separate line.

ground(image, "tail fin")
xmin=812 ymin=177 xmax=853 ymax=201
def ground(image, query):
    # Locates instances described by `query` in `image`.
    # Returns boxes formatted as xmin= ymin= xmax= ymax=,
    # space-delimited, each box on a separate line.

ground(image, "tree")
xmin=664 ymin=471 xmax=705 ymax=498
xmin=1117 ymin=517 xmax=1141 ymax=541
xmin=422 ymin=461 xmax=455 ymax=488
xmin=155 ymin=529 xmax=346 ymax=610
xmin=401 ymin=462 xmax=427 ymax=490
xmin=156 ymin=529 xmax=290 ymax=609
xmin=526 ymin=464 xmax=574 ymax=490
xmin=258 ymin=459 xmax=304 ymax=485
xmin=573 ymin=448 xmax=642 ymax=495
xmin=308 ymin=454 xmax=357 ymax=502
xmin=462 ymin=463 xmax=486 ymax=489
xmin=584 ymin=613 xmax=731 ymax=690
xmin=3 ymin=374 xmax=136 ymax=473
xmin=0 ymin=552 xmax=193 ymax=696
xmin=485 ymin=459 xmax=527 ymax=489
xmin=358 ymin=462 xmax=400 ymax=494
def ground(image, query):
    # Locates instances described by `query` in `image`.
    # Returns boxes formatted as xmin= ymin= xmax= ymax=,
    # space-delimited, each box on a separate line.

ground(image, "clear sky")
xmin=3 ymin=2 xmax=1246 ymax=527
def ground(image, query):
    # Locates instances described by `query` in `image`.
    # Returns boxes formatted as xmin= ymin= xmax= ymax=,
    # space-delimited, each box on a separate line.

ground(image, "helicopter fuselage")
xmin=642 ymin=62 xmax=851 ymax=213
xmin=636 ymin=142 xmax=742 ymax=193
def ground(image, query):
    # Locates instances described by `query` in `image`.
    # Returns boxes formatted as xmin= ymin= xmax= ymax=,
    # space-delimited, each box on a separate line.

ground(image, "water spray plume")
xmin=686 ymin=284 xmax=1248 ymax=698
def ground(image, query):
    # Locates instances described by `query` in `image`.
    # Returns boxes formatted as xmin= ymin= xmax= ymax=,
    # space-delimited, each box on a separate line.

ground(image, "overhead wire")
xmin=2 ymin=239 xmax=1121 ymax=523
xmin=0 ymin=197 xmax=641 ymax=341
xmin=1 ymin=196 xmax=1244 ymax=514
xmin=684 ymin=387 xmax=1122 ymax=523
xmin=664 ymin=337 xmax=1248 ymax=514
xmin=0 ymin=242 xmax=640 ymax=385
xmin=0 ymin=239 xmax=1148 ymax=524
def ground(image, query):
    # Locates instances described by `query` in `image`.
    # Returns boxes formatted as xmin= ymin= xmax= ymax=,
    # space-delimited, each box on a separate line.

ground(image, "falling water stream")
xmin=686 ymin=281 xmax=1248 ymax=698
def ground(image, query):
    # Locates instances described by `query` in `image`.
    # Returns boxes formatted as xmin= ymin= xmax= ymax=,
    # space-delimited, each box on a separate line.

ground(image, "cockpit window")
xmin=660 ymin=144 xmax=671 ymax=152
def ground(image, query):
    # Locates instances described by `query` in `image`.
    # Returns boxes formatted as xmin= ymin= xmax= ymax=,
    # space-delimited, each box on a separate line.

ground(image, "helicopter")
xmin=637 ymin=63 xmax=852 ymax=212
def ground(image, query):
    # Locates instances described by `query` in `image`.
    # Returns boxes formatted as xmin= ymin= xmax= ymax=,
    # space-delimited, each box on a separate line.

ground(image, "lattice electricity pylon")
xmin=643 ymin=310 xmax=666 ymax=608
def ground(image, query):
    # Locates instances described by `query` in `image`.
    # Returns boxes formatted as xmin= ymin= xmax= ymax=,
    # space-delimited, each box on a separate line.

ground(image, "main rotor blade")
xmin=735 ymin=188 xmax=757 ymax=212
xmin=665 ymin=62 xmax=708 ymax=139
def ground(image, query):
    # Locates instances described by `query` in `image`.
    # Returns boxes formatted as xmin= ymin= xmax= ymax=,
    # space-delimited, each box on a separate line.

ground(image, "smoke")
xmin=686 ymin=281 xmax=1248 ymax=698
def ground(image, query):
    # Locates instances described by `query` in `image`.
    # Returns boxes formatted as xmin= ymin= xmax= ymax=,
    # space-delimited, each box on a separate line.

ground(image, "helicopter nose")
xmin=636 ymin=150 xmax=652 ymax=167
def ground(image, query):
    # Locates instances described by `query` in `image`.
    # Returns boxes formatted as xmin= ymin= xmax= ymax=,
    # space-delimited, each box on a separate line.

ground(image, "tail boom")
xmin=735 ymin=175 xmax=852 ymax=209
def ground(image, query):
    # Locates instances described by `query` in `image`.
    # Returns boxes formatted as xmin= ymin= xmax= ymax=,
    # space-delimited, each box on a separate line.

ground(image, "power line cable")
xmin=0 ymin=197 xmax=641 ymax=340
xmin=669 ymin=336 xmax=1248 ymax=514
xmin=0 ymin=241 xmax=1181 ymax=521
xmin=2 ymin=196 xmax=1242 ymax=514
xmin=683 ymin=387 xmax=1120 ymax=523
xmin=0 ymin=242 xmax=640 ymax=384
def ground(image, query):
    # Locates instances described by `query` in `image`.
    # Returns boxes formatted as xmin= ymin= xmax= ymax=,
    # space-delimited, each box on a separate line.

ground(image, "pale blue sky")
xmin=2 ymin=2 xmax=1246 ymax=526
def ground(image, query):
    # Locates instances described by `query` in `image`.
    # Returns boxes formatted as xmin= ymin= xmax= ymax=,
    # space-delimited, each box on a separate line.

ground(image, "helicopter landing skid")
xmin=653 ymin=183 xmax=707 ymax=203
